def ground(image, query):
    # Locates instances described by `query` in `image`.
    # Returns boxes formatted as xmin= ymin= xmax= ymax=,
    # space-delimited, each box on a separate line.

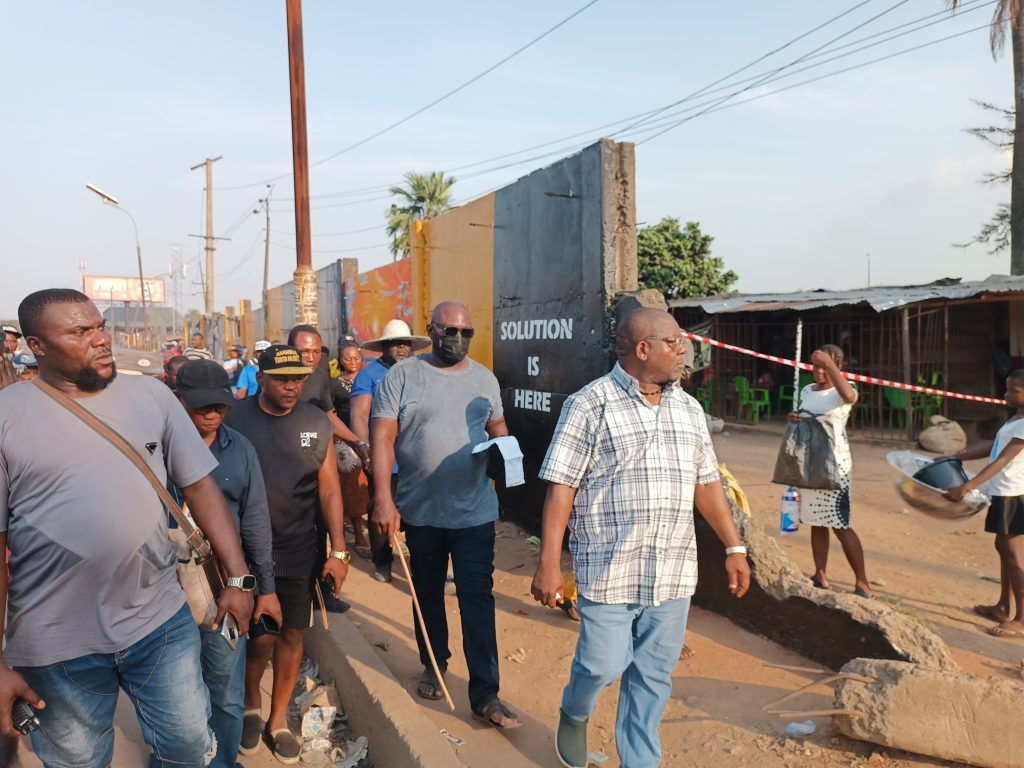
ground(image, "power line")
xmin=275 ymin=1 xmax=991 ymax=205
xmin=632 ymin=19 xmax=996 ymax=146
xmin=277 ymin=224 xmax=382 ymax=237
xmin=624 ymin=0 xmax=914 ymax=139
xmin=219 ymin=0 xmax=602 ymax=191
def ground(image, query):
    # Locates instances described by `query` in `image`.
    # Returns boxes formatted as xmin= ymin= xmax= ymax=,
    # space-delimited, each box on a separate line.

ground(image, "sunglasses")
xmin=432 ymin=323 xmax=475 ymax=339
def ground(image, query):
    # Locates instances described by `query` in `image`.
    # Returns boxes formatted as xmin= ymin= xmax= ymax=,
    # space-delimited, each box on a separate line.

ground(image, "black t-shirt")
xmin=301 ymin=366 xmax=334 ymax=414
xmin=224 ymin=397 xmax=331 ymax=560
xmin=331 ymin=375 xmax=353 ymax=426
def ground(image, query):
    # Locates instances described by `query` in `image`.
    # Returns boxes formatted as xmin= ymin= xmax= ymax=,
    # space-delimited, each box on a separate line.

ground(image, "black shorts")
xmin=275 ymin=574 xmax=313 ymax=630
xmin=985 ymin=495 xmax=1024 ymax=536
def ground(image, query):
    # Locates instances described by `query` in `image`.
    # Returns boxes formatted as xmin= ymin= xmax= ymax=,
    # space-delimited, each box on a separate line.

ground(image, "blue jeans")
xmin=561 ymin=596 xmax=691 ymax=768
xmin=199 ymin=628 xmax=246 ymax=768
xmin=16 ymin=602 xmax=214 ymax=768
xmin=404 ymin=521 xmax=499 ymax=713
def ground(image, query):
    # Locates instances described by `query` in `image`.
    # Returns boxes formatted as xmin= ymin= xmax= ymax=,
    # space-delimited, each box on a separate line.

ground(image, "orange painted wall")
xmin=344 ymin=259 xmax=415 ymax=343
xmin=410 ymin=194 xmax=496 ymax=369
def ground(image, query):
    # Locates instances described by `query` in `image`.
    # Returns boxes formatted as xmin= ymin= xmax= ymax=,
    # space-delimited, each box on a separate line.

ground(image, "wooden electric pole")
xmin=190 ymin=155 xmax=223 ymax=316
xmin=286 ymin=0 xmax=318 ymax=327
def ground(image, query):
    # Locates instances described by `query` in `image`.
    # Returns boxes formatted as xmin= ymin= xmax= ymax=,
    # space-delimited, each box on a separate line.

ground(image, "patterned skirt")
xmin=798 ymin=476 xmax=852 ymax=529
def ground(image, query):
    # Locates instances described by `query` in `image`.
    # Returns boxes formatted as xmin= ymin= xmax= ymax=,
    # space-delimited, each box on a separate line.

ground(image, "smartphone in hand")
xmin=220 ymin=614 xmax=240 ymax=649
xmin=248 ymin=614 xmax=281 ymax=640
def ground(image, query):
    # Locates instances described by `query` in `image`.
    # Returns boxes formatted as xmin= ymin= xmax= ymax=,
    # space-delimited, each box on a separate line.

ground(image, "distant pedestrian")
xmin=0 ymin=289 xmax=254 ymax=767
xmin=351 ymin=319 xmax=430 ymax=582
xmin=164 ymin=354 xmax=188 ymax=392
xmin=12 ymin=352 xmax=38 ymax=382
xmin=373 ymin=301 xmax=520 ymax=728
xmin=170 ymin=359 xmax=281 ymax=768
xmin=531 ymin=307 xmax=750 ymax=768
xmin=235 ymin=339 xmax=270 ymax=398
xmin=2 ymin=325 xmax=21 ymax=355
xmin=184 ymin=331 xmax=214 ymax=361
xmin=225 ymin=345 xmax=350 ymax=764
xmin=789 ymin=345 xmax=871 ymax=597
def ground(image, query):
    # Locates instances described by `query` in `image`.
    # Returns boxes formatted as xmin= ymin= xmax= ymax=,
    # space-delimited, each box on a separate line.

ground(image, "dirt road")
xmin=15 ymin=428 xmax=1019 ymax=767
xmin=341 ymin=427 xmax=1019 ymax=768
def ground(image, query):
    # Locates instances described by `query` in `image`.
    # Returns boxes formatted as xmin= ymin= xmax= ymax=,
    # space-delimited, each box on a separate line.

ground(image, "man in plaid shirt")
xmin=532 ymin=308 xmax=750 ymax=768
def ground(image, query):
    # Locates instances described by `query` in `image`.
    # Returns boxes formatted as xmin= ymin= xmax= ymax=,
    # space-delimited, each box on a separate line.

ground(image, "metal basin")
xmin=887 ymin=451 xmax=988 ymax=521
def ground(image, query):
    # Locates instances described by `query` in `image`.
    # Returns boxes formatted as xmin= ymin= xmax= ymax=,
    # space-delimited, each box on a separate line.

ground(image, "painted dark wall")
xmin=492 ymin=140 xmax=635 ymax=526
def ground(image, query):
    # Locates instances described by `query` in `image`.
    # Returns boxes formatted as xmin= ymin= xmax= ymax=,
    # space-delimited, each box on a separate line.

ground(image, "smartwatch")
xmin=225 ymin=574 xmax=257 ymax=591
xmin=329 ymin=550 xmax=352 ymax=563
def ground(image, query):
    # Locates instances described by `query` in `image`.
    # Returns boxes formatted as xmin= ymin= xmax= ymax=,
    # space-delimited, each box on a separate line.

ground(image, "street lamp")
xmin=86 ymin=183 xmax=151 ymax=349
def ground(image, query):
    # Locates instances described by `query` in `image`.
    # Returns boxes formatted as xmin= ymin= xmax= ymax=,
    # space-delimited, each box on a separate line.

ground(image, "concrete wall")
xmin=410 ymin=193 xmax=496 ymax=369
xmin=491 ymin=139 xmax=637 ymax=522
xmin=344 ymin=259 xmax=416 ymax=343
xmin=255 ymin=259 xmax=354 ymax=345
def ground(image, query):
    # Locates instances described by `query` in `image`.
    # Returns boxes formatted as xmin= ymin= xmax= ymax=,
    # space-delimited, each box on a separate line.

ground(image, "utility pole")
xmin=190 ymin=156 xmax=223 ymax=316
xmin=258 ymin=184 xmax=274 ymax=338
xmin=286 ymin=0 xmax=318 ymax=326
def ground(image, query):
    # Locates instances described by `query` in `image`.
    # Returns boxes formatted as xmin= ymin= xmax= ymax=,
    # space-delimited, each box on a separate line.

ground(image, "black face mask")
xmin=434 ymin=335 xmax=470 ymax=365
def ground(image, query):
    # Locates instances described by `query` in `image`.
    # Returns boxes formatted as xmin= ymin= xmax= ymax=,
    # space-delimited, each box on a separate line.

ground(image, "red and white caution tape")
xmin=683 ymin=331 xmax=1006 ymax=406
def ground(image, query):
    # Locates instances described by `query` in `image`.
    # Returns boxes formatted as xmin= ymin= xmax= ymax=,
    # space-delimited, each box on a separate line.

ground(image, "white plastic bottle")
xmin=780 ymin=486 xmax=801 ymax=533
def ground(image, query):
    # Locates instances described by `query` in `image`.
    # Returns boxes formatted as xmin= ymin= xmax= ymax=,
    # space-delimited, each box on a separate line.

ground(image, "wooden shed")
xmin=671 ymin=276 xmax=1024 ymax=441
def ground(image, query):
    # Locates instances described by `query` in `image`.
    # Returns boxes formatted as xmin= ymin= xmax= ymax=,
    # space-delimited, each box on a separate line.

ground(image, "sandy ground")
xmin=337 ymin=427 xmax=1021 ymax=768
xmin=13 ymin=427 xmax=1022 ymax=767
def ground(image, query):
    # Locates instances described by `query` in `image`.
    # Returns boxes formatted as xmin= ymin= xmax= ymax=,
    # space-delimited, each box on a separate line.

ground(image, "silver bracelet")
xmin=725 ymin=545 xmax=748 ymax=556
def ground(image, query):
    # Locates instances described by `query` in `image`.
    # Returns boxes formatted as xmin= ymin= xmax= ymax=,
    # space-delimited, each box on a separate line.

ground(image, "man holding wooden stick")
xmin=532 ymin=308 xmax=751 ymax=768
xmin=372 ymin=300 xmax=520 ymax=729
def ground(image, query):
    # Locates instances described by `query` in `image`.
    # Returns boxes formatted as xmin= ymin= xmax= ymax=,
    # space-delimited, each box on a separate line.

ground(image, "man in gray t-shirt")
xmin=0 ymin=290 xmax=254 ymax=767
xmin=372 ymin=300 xmax=520 ymax=729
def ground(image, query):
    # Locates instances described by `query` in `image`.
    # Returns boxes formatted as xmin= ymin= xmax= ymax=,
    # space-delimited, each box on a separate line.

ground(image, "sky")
xmin=0 ymin=0 xmax=1012 ymax=319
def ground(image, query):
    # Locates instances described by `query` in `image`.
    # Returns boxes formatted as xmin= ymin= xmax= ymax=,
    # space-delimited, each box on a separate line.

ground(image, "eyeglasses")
xmin=432 ymin=323 xmax=475 ymax=339
xmin=644 ymin=335 xmax=687 ymax=351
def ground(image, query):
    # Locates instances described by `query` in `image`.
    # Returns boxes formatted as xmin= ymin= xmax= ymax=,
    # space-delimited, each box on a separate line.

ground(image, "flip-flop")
xmin=974 ymin=604 xmax=1010 ymax=622
xmin=416 ymin=669 xmax=445 ymax=701
xmin=853 ymin=588 xmax=874 ymax=599
xmin=987 ymin=623 xmax=1024 ymax=640
xmin=811 ymin=576 xmax=828 ymax=590
xmin=354 ymin=546 xmax=373 ymax=560
xmin=474 ymin=698 xmax=522 ymax=729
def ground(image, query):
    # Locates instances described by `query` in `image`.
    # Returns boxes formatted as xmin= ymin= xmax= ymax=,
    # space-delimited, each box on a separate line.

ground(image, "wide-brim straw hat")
xmin=362 ymin=319 xmax=431 ymax=353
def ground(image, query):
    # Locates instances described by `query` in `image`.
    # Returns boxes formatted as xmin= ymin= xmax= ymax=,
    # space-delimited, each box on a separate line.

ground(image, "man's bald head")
xmin=616 ymin=308 xmax=676 ymax=359
xmin=431 ymin=301 xmax=471 ymax=326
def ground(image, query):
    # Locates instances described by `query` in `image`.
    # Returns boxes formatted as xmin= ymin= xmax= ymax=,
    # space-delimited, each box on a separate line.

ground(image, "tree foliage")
xmin=959 ymin=100 xmax=1012 ymax=255
xmin=386 ymin=171 xmax=455 ymax=260
xmin=637 ymin=218 xmax=737 ymax=299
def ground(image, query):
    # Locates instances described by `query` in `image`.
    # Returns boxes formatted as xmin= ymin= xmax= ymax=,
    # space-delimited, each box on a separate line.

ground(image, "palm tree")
xmin=385 ymin=171 xmax=455 ymax=260
xmin=950 ymin=1 xmax=1024 ymax=273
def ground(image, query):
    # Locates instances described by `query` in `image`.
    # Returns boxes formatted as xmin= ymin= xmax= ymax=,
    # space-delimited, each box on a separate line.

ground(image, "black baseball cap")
xmin=258 ymin=344 xmax=312 ymax=375
xmin=176 ymin=359 xmax=235 ymax=408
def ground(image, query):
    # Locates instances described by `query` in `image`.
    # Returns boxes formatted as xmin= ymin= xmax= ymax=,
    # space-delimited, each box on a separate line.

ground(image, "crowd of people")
xmin=2 ymin=290 xmax=1020 ymax=768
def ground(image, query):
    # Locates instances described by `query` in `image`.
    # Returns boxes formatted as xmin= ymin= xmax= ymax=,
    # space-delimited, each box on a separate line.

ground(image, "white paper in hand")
xmin=472 ymin=435 xmax=526 ymax=488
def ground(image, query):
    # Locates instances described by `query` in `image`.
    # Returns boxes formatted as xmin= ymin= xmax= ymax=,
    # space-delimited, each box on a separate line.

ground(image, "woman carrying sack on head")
xmin=789 ymin=344 xmax=873 ymax=598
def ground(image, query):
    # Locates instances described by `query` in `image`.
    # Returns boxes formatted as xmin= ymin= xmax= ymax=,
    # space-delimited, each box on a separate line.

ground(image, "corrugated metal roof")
xmin=668 ymin=275 xmax=1024 ymax=315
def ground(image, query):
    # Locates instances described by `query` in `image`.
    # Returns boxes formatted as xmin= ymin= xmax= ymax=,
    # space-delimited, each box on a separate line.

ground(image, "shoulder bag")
xmin=33 ymin=378 xmax=223 ymax=627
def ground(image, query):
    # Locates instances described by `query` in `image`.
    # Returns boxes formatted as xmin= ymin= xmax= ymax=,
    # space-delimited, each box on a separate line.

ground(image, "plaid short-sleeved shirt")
xmin=539 ymin=362 xmax=720 ymax=606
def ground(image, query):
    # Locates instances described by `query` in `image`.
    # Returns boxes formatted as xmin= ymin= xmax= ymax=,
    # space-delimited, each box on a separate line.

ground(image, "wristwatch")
xmin=225 ymin=574 xmax=257 ymax=591
xmin=329 ymin=550 xmax=352 ymax=563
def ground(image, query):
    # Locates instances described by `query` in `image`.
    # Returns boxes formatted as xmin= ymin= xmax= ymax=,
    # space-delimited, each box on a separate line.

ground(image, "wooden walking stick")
xmin=393 ymin=533 xmax=456 ymax=712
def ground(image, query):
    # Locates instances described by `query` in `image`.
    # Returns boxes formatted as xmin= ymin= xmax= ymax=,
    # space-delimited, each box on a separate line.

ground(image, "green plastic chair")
xmin=917 ymin=372 xmax=942 ymax=426
xmin=883 ymin=387 xmax=915 ymax=430
xmin=778 ymin=383 xmax=795 ymax=412
xmin=734 ymin=375 xmax=771 ymax=423
xmin=696 ymin=381 xmax=714 ymax=414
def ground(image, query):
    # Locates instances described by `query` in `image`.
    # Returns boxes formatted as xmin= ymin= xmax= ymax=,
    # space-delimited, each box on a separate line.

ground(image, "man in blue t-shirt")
xmin=235 ymin=340 xmax=270 ymax=398
xmin=350 ymin=319 xmax=429 ymax=582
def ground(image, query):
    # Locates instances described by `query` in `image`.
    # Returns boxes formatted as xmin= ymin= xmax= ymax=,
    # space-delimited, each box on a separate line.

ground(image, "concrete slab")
xmin=692 ymin=475 xmax=958 ymax=672
xmin=835 ymin=658 xmax=1024 ymax=768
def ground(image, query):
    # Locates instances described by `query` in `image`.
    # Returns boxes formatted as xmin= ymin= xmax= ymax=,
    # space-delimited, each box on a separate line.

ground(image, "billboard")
xmin=84 ymin=276 xmax=166 ymax=304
